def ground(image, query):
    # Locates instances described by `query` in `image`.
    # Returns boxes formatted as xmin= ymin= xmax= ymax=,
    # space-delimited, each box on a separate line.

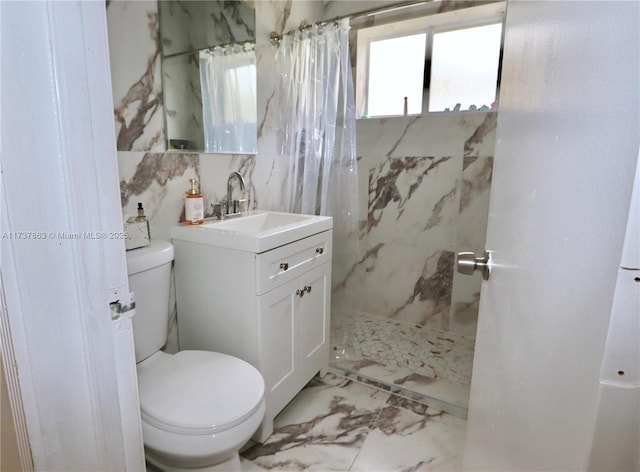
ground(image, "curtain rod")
xmin=349 ymin=0 xmax=429 ymax=20
xmin=163 ymin=40 xmax=255 ymax=60
xmin=270 ymin=0 xmax=428 ymax=43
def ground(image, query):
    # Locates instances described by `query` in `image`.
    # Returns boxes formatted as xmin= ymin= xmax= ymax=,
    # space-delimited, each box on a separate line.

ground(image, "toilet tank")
xmin=126 ymin=240 xmax=174 ymax=363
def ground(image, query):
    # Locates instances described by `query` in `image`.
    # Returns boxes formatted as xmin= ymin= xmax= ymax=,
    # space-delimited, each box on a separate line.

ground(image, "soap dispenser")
xmin=124 ymin=202 xmax=151 ymax=250
xmin=185 ymin=178 xmax=204 ymax=225
xmin=135 ymin=202 xmax=151 ymax=239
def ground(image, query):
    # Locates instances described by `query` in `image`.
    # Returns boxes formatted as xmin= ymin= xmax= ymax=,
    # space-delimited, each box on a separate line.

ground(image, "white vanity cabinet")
xmin=172 ymin=227 xmax=332 ymax=442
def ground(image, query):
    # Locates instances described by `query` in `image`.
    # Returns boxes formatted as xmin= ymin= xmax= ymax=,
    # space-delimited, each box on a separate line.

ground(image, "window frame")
xmin=356 ymin=1 xmax=506 ymax=119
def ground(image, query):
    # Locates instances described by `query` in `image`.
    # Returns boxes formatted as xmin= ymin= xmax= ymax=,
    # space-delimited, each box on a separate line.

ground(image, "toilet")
xmin=126 ymin=239 xmax=265 ymax=471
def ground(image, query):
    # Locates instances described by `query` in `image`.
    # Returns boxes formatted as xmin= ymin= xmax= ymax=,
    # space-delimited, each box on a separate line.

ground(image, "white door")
xmin=463 ymin=1 xmax=639 ymax=470
xmin=1 ymin=1 xmax=144 ymax=470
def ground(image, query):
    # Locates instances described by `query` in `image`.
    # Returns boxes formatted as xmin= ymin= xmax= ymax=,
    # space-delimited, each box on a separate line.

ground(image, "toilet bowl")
xmin=127 ymin=240 xmax=265 ymax=471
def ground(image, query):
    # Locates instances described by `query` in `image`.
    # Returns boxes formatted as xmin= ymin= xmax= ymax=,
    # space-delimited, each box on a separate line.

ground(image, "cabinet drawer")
xmin=256 ymin=230 xmax=332 ymax=295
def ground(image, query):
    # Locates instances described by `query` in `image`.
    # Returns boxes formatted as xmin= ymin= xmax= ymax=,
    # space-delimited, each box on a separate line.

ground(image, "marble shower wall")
xmin=106 ymin=0 xmax=323 ymax=243
xmin=333 ymin=113 xmax=497 ymax=337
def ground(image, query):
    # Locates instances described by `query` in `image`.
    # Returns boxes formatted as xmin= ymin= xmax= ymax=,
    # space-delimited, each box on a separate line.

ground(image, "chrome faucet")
xmin=224 ymin=171 xmax=246 ymax=217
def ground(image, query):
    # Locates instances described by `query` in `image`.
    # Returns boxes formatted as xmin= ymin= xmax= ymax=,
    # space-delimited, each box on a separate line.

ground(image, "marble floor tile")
xmin=350 ymin=401 xmax=466 ymax=471
xmin=240 ymin=459 xmax=271 ymax=471
xmin=241 ymin=374 xmax=390 ymax=471
xmin=239 ymin=372 xmax=466 ymax=472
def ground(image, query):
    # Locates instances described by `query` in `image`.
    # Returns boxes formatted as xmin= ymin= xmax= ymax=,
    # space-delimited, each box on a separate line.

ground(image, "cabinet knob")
xmin=315 ymin=247 xmax=324 ymax=255
xmin=296 ymin=289 xmax=304 ymax=297
xmin=280 ymin=262 xmax=289 ymax=271
xmin=304 ymin=285 xmax=312 ymax=293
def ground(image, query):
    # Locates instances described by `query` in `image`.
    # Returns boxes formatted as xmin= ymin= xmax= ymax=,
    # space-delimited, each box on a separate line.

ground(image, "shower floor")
xmin=330 ymin=311 xmax=475 ymax=416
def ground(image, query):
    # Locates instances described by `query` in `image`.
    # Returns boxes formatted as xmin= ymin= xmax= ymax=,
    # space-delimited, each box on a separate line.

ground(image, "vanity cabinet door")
xmin=258 ymin=278 xmax=294 ymax=401
xmin=255 ymin=262 xmax=331 ymax=442
xmin=296 ymin=263 xmax=331 ymax=378
xmin=256 ymin=278 xmax=307 ymax=434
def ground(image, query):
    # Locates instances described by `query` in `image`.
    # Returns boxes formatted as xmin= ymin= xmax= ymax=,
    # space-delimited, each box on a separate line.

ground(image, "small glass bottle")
xmin=135 ymin=202 xmax=151 ymax=240
xmin=185 ymin=178 xmax=204 ymax=225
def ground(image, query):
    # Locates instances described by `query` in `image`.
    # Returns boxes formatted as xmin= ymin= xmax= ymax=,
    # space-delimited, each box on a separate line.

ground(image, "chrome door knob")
xmin=457 ymin=251 xmax=491 ymax=280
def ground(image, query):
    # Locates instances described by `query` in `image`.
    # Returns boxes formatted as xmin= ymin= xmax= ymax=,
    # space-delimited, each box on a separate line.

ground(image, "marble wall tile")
xmin=449 ymin=270 xmax=483 ymax=337
xmin=448 ymin=112 xmax=497 ymax=335
xmin=458 ymin=112 xmax=497 ymax=252
xmin=255 ymin=1 xmax=325 ymax=158
xmin=363 ymin=247 xmax=455 ymax=329
xmin=366 ymin=155 xmax=461 ymax=248
xmin=462 ymin=112 xmax=498 ymax=170
xmin=158 ymin=1 xmax=255 ymax=57
xmin=199 ymin=154 xmax=252 ymax=210
xmin=107 ymin=1 xmax=164 ymax=152
xmin=118 ymin=151 xmax=199 ymax=242
xmin=356 ymin=115 xmax=464 ymax=158
xmin=334 ymin=112 xmax=496 ymax=338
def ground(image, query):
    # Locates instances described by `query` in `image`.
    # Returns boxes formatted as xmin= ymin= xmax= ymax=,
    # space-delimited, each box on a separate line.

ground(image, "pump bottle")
xmin=135 ymin=202 xmax=151 ymax=239
xmin=185 ymin=178 xmax=204 ymax=225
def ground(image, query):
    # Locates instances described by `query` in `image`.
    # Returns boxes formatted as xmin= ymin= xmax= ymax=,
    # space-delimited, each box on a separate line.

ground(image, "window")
xmin=357 ymin=2 xmax=505 ymax=118
xmin=368 ymin=33 xmax=427 ymax=116
xmin=429 ymin=23 xmax=503 ymax=112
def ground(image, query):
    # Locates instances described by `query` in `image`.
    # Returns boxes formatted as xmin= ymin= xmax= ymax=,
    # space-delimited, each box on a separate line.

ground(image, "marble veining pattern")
xmin=158 ymin=0 xmax=256 ymax=57
xmin=240 ymin=373 xmax=465 ymax=471
xmin=332 ymin=112 xmax=496 ymax=341
xmin=107 ymin=3 xmax=164 ymax=152
xmin=462 ymin=112 xmax=498 ymax=170
xmin=119 ymin=152 xmax=199 ymax=207
xmin=391 ymin=250 xmax=455 ymax=328
xmin=350 ymin=403 xmax=465 ymax=472
xmin=367 ymin=155 xmax=454 ymax=230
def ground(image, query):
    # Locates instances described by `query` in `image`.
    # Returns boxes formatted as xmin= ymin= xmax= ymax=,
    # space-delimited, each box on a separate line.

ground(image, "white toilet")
xmin=126 ymin=240 xmax=265 ymax=471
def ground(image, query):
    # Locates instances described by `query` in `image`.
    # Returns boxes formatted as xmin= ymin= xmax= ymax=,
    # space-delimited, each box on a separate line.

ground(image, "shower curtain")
xmin=273 ymin=18 xmax=360 ymax=341
xmin=199 ymin=44 xmax=257 ymax=154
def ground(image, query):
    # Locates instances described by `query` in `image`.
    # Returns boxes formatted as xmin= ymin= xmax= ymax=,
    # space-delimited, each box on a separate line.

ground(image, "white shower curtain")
xmin=274 ymin=19 xmax=360 ymax=316
xmin=199 ymin=44 xmax=257 ymax=154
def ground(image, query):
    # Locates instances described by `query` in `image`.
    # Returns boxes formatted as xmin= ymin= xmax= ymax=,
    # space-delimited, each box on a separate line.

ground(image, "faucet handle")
xmin=211 ymin=201 xmax=226 ymax=219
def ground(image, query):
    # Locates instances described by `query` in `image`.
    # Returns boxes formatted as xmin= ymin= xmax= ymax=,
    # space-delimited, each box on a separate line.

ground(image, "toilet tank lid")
xmin=126 ymin=240 xmax=174 ymax=275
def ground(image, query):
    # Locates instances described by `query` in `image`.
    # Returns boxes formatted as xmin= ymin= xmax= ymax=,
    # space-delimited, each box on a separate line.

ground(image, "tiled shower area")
xmin=330 ymin=112 xmax=497 ymax=414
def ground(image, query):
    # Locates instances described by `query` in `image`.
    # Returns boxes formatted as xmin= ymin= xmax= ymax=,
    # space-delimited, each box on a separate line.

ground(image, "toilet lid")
xmin=137 ymin=351 xmax=265 ymax=435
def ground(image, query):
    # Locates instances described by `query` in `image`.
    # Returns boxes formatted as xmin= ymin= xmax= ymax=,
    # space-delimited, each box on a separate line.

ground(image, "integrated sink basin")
xmin=171 ymin=210 xmax=333 ymax=253
xmin=205 ymin=211 xmax=311 ymax=233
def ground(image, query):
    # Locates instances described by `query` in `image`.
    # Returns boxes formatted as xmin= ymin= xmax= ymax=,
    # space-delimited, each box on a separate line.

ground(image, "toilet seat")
xmin=137 ymin=351 xmax=265 ymax=436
